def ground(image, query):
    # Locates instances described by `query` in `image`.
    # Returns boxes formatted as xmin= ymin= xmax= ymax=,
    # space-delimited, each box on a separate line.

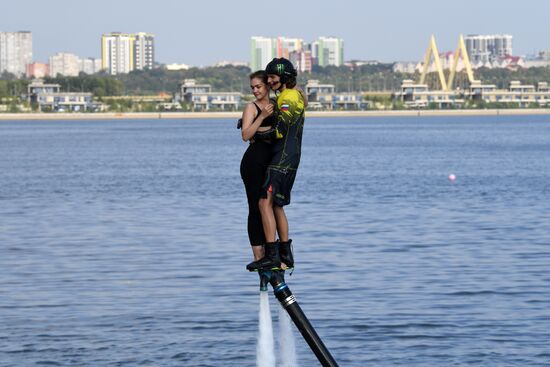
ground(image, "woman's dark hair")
xmin=249 ymin=70 xmax=268 ymax=84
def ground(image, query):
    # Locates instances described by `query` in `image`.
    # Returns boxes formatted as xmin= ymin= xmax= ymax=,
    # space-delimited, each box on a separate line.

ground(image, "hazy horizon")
xmin=2 ymin=0 xmax=549 ymax=66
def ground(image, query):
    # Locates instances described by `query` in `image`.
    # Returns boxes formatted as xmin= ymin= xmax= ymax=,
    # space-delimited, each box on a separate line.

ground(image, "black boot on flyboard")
xmin=279 ymin=239 xmax=294 ymax=272
xmin=246 ymin=241 xmax=282 ymax=271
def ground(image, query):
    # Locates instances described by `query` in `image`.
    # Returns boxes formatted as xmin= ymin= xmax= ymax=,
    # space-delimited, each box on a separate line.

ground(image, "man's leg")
xmin=273 ymin=205 xmax=288 ymax=242
xmin=274 ymin=205 xmax=293 ymax=269
xmin=259 ymin=192 xmax=277 ymax=243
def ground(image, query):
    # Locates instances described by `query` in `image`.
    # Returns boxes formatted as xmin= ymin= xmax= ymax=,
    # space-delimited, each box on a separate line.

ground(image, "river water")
xmin=1 ymin=115 xmax=550 ymax=366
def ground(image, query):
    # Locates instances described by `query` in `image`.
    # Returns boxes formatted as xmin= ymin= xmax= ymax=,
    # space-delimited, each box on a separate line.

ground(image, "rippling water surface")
xmin=1 ymin=116 xmax=550 ymax=366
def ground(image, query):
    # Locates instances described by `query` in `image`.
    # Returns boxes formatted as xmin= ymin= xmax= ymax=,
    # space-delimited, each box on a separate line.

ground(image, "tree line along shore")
xmin=1 ymin=64 xmax=550 ymax=113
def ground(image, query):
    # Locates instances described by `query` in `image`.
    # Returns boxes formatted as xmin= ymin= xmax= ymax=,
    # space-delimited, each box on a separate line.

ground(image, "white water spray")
xmin=278 ymin=305 xmax=298 ymax=367
xmin=257 ymin=291 xmax=276 ymax=367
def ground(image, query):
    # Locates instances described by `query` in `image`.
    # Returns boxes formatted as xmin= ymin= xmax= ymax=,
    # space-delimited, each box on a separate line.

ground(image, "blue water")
xmin=1 ymin=115 xmax=550 ymax=366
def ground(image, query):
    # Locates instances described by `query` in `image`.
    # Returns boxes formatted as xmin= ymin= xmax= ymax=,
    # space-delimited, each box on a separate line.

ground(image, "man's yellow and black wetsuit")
xmin=263 ymin=88 xmax=305 ymax=207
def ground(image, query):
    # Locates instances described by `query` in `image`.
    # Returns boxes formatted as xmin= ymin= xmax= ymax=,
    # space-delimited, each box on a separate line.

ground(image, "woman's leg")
xmin=247 ymin=192 xmax=281 ymax=271
xmin=241 ymin=143 xmax=271 ymax=260
xmin=247 ymin=197 xmax=265 ymax=260
xmin=252 ymin=245 xmax=264 ymax=261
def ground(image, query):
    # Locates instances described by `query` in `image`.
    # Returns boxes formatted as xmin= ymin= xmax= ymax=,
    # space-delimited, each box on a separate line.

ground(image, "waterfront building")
xmin=395 ymin=79 xmax=464 ymax=108
xmin=35 ymin=92 xmax=94 ymax=112
xmin=27 ymin=79 xmax=94 ymax=111
xmin=180 ymin=79 xmax=211 ymax=95
xmin=395 ymin=79 xmax=550 ymax=108
xmin=305 ymin=79 xmax=335 ymax=109
xmin=464 ymin=34 xmax=513 ymax=64
xmin=179 ymin=79 xmax=241 ymax=111
xmin=101 ymin=32 xmax=155 ymax=75
xmin=49 ymin=53 xmax=81 ymax=77
xmin=305 ymin=79 xmax=366 ymax=110
xmin=332 ymin=93 xmax=367 ymax=110
xmin=27 ymin=80 xmax=60 ymax=96
xmin=0 ymin=31 xmax=32 ymax=76
xmin=466 ymin=80 xmax=550 ymax=106
xmin=312 ymin=37 xmax=344 ymax=67
xmin=26 ymin=62 xmax=49 ymax=78
xmin=187 ymin=92 xmax=242 ymax=111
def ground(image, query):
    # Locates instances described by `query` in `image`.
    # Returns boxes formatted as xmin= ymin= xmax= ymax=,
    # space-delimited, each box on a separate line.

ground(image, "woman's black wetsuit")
xmin=240 ymin=102 xmax=276 ymax=246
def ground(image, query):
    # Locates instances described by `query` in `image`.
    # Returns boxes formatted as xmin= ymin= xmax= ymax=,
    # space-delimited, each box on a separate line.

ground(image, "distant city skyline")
xmin=2 ymin=0 xmax=550 ymax=66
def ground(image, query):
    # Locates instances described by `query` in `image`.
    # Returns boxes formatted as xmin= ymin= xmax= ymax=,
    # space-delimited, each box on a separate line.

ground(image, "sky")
xmin=2 ymin=0 xmax=549 ymax=66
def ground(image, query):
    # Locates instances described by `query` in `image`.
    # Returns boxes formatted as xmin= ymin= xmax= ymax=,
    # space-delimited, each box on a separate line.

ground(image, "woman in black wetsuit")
xmin=240 ymin=70 xmax=277 ymax=263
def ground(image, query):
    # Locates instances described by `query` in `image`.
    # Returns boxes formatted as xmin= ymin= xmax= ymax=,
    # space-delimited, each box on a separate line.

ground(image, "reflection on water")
xmin=1 ymin=116 xmax=550 ymax=366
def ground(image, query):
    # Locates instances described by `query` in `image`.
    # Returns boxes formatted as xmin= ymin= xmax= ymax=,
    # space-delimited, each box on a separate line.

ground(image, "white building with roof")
xmin=179 ymin=79 xmax=241 ymax=111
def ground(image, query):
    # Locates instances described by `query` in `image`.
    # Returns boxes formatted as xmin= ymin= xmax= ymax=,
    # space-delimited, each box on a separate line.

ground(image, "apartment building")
xmin=0 ymin=31 xmax=32 ymax=76
xmin=102 ymin=32 xmax=155 ymax=75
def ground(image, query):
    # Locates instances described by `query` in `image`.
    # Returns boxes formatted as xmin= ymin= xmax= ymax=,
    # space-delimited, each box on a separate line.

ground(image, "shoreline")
xmin=1 ymin=108 xmax=550 ymax=121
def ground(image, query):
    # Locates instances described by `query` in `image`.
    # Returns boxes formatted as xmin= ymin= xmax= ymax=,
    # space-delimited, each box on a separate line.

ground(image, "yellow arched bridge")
xmin=419 ymin=34 xmax=478 ymax=91
xmin=394 ymin=35 xmax=550 ymax=108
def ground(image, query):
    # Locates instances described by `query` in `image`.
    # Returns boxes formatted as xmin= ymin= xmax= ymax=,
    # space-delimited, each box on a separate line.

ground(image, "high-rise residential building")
xmin=26 ymin=62 xmax=49 ymax=78
xmin=133 ymin=32 xmax=154 ymax=70
xmin=102 ymin=33 xmax=134 ymax=74
xmin=464 ymin=34 xmax=513 ymax=65
xmin=250 ymin=36 xmax=276 ymax=71
xmin=49 ymin=53 xmax=81 ymax=77
xmin=101 ymin=32 xmax=155 ymax=75
xmin=250 ymin=36 xmax=306 ymax=71
xmin=289 ymin=50 xmax=312 ymax=73
xmin=80 ymin=57 xmax=102 ymax=74
xmin=0 ymin=31 xmax=32 ymax=76
xmin=313 ymin=37 xmax=344 ymax=67
xmin=276 ymin=37 xmax=303 ymax=59
xmin=251 ymin=36 xmax=343 ymax=70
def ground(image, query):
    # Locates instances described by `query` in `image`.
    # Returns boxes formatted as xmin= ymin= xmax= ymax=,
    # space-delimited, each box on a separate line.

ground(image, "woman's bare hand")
xmin=260 ymin=103 xmax=274 ymax=118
